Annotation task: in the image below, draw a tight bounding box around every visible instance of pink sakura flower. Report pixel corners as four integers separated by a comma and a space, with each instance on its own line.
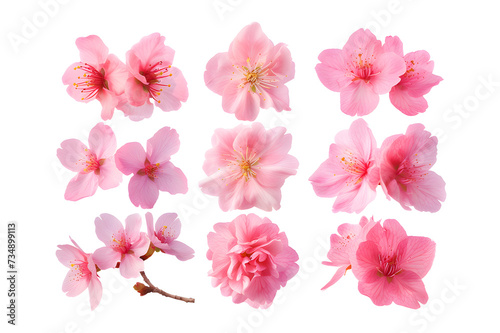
93, 214, 150, 278
62, 35, 128, 120
115, 127, 188, 209
383, 36, 443, 116
199, 122, 298, 211
352, 219, 436, 309
379, 124, 446, 212
204, 22, 295, 121
316, 29, 406, 116
57, 122, 122, 201
309, 119, 380, 213
322, 216, 376, 290
207, 214, 299, 309
145, 212, 194, 261
56, 238, 102, 310
121, 33, 188, 121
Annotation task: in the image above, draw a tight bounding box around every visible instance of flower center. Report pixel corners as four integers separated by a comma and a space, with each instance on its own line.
138, 159, 161, 181
335, 150, 368, 186
110, 232, 131, 254
396, 154, 429, 189
139, 61, 173, 104
376, 253, 403, 283
221, 147, 261, 184
69, 259, 90, 281
156, 225, 174, 243
350, 53, 379, 82
72, 63, 108, 100
81, 149, 104, 174
234, 57, 278, 95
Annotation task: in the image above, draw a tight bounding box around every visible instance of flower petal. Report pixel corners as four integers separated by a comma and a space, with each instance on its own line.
340, 80, 379, 116
146, 127, 180, 165
88, 123, 117, 159
156, 162, 188, 194
128, 174, 159, 209
205, 52, 233, 95
119, 254, 144, 279
97, 156, 122, 190
115, 142, 146, 175
64, 172, 99, 201
76, 35, 109, 66
57, 139, 87, 172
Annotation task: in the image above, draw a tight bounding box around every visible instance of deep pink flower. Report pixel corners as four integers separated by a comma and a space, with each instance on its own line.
57, 122, 122, 201
62, 35, 128, 120
309, 119, 380, 213
316, 29, 405, 116
56, 237, 102, 310
199, 122, 298, 211
121, 33, 188, 121
352, 219, 436, 309
115, 127, 188, 209
145, 212, 194, 261
93, 214, 150, 278
322, 216, 376, 290
379, 124, 446, 212
207, 214, 299, 309
383, 36, 443, 116
204, 22, 295, 121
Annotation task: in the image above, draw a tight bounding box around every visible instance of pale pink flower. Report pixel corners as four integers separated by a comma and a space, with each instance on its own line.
322, 216, 376, 290
352, 219, 436, 309
309, 119, 380, 213
62, 35, 129, 120
115, 127, 188, 209
57, 122, 122, 201
145, 212, 194, 261
93, 214, 150, 279
204, 22, 295, 121
207, 214, 299, 309
383, 36, 443, 116
121, 33, 188, 121
199, 122, 298, 211
379, 124, 446, 212
316, 29, 406, 116
56, 237, 102, 310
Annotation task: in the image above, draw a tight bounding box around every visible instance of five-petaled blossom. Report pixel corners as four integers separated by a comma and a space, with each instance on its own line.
379, 123, 446, 212
199, 122, 298, 211
322, 216, 376, 290
62, 35, 129, 120
93, 214, 150, 279
115, 127, 188, 209
56, 238, 102, 310
316, 28, 406, 116
309, 119, 380, 213
121, 33, 188, 121
383, 36, 443, 116
57, 122, 122, 201
352, 219, 436, 309
204, 22, 295, 121
146, 212, 194, 261
207, 214, 299, 309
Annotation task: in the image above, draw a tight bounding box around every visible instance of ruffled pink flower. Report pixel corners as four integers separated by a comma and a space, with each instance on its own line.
56, 238, 102, 310
115, 127, 188, 209
207, 214, 299, 309
309, 119, 380, 213
57, 122, 122, 201
93, 214, 150, 279
145, 212, 194, 261
316, 29, 405, 116
204, 22, 295, 121
121, 33, 188, 121
199, 122, 298, 211
322, 216, 376, 290
352, 219, 436, 309
62, 35, 128, 120
379, 124, 446, 212
383, 36, 443, 116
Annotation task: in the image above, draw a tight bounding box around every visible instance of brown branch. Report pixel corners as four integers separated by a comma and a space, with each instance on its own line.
135, 271, 195, 303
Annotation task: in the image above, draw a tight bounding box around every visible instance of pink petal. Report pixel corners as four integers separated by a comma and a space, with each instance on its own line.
57, 139, 87, 172
228, 22, 273, 63
244, 276, 280, 305
153, 66, 188, 112
125, 76, 149, 107
407, 171, 446, 213
96, 88, 117, 121
75, 35, 108, 66
347, 118, 377, 162
125, 214, 142, 243
156, 161, 188, 194
88, 123, 117, 159
117, 99, 154, 121
128, 174, 159, 209
62, 62, 94, 103
352, 240, 380, 282
316, 49, 351, 91
119, 254, 144, 279
128, 33, 174, 71
266, 43, 295, 83
56, 244, 85, 268
94, 214, 124, 244
64, 172, 99, 201
145, 212, 155, 239
103, 54, 128, 95
155, 213, 181, 239
88, 275, 102, 311
131, 233, 151, 257
389, 86, 429, 116
321, 265, 349, 290
370, 52, 406, 94
383, 36, 404, 57
332, 180, 376, 214
244, 181, 281, 211
92, 246, 120, 270
222, 83, 260, 121
97, 156, 122, 190
398, 236, 436, 278
340, 80, 379, 116
358, 278, 393, 306
115, 142, 146, 175
205, 52, 233, 95
146, 127, 180, 164
62, 269, 89, 297
390, 270, 428, 309
165, 240, 195, 261
258, 83, 291, 112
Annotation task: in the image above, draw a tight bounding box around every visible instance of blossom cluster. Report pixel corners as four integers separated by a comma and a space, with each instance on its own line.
309, 119, 446, 213
56, 212, 194, 310
322, 217, 436, 309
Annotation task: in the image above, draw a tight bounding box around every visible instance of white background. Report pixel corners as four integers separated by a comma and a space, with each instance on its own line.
1, 0, 499, 332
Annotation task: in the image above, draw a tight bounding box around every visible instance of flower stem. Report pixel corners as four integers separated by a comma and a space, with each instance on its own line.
138, 271, 195, 303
